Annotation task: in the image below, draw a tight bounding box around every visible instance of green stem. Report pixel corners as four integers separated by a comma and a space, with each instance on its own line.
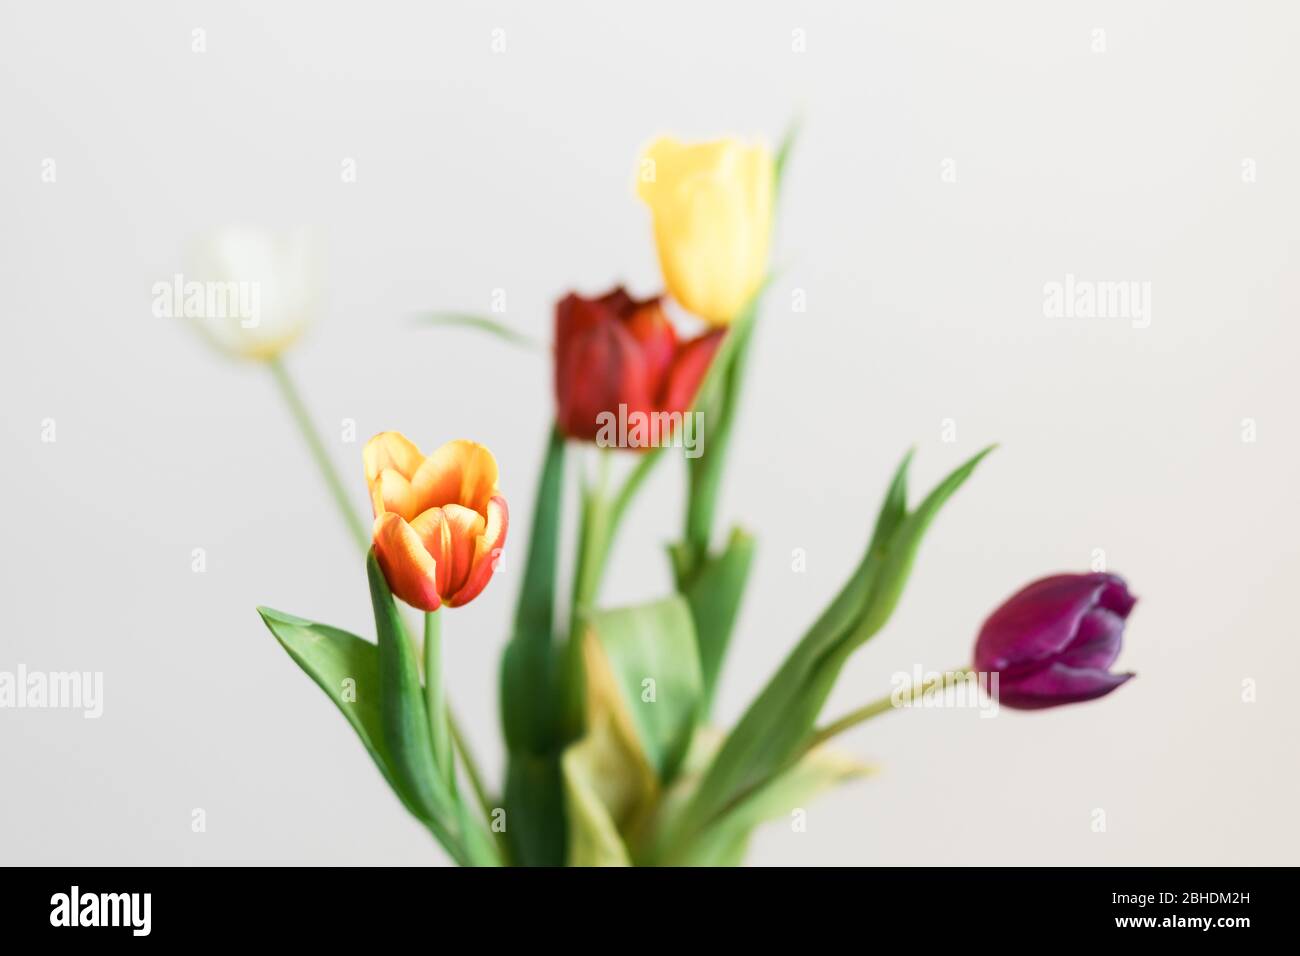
609, 445, 667, 533
560, 451, 614, 736
565, 292, 767, 615
574, 444, 671, 618
424, 614, 505, 867
556, 435, 697, 737
681, 277, 772, 570
267, 356, 369, 552
447, 707, 507, 866
571, 450, 613, 621
423, 610, 454, 791
805, 666, 974, 751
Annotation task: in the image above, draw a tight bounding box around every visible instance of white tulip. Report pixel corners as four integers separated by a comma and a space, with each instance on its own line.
182, 227, 323, 360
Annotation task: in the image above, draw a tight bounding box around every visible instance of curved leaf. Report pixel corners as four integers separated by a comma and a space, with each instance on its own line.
502, 427, 566, 753
257, 607, 422, 818
561, 718, 639, 867
586, 595, 702, 783
366, 553, 470, 863
674, 745, 872, 867
671, 526, 756, 714
660, 447, 994, 855
501, 426, 568, 866
414, 312, 540, 350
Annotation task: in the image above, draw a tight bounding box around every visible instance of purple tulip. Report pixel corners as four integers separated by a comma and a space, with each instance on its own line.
975, 573, 1136, 710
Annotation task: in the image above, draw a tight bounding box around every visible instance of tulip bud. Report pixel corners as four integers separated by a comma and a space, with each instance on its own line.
636, 137, 773, 326
364, 432, 508, 612
974, 573, 1136, 710
554, 287, 722, 444
184, 226, 322, 361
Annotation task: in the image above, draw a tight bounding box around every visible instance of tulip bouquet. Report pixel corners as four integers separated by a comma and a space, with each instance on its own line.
237, 130, 1138, 866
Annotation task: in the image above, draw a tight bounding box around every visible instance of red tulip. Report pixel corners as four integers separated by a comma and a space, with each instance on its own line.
554, 287, 722, 444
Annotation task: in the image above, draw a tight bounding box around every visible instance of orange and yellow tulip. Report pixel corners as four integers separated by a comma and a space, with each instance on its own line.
363, 432, 508, 612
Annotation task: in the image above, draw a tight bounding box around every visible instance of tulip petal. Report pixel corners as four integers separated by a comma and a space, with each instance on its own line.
660, 328, 724, 412
371, 469, 420, 521
410, 439, 500, 516
372, 513, 441, 612
652, 186, 749, 324
1098, 577, 1138, 617
407, 507, 450, 598
636, 137, 690, 204
447, 494, 509, 608
364, 431, 424, 483
557, 288, 640, 343
555, 311, 653, 442
623, 299, 678, 396
1058, 607, 1125, 671
974, 573, 1128, 672
994, 662, 1134, 710
411, 503, 485, 600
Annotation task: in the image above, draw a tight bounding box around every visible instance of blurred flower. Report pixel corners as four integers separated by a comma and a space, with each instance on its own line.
183, 226, 322, 360
636, 137, 773, 325
554, 286, 722, 444
364, 432, 508, 612
974, 573, 1136, 710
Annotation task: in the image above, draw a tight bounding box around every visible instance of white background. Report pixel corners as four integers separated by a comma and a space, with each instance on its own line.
2, 1, 1296, 865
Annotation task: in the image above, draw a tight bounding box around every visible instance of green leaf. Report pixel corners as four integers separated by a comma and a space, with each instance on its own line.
413, 312, 540, 350
503, 749, 567, 868
457, 801, 504, 868
501, 426, 566, 755
867, 447, 912, 557
674, 745, 872, 867
857, 445, 996, 639
256, 606, 424, 821
585, 595, 703, 784
261, 575, 500, 867
646, 728, 870, 866
366, 552, 467, 861
671, 527, 757, 714
560, 720, 639, 867
561, 600, 703, 865
774, 116, 801, 195
499, 426, 569, 867
658, 447, 994, 856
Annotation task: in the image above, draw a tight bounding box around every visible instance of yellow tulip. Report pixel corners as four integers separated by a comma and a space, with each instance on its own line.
636, 137, 773, 326
364, 432, 508, 612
